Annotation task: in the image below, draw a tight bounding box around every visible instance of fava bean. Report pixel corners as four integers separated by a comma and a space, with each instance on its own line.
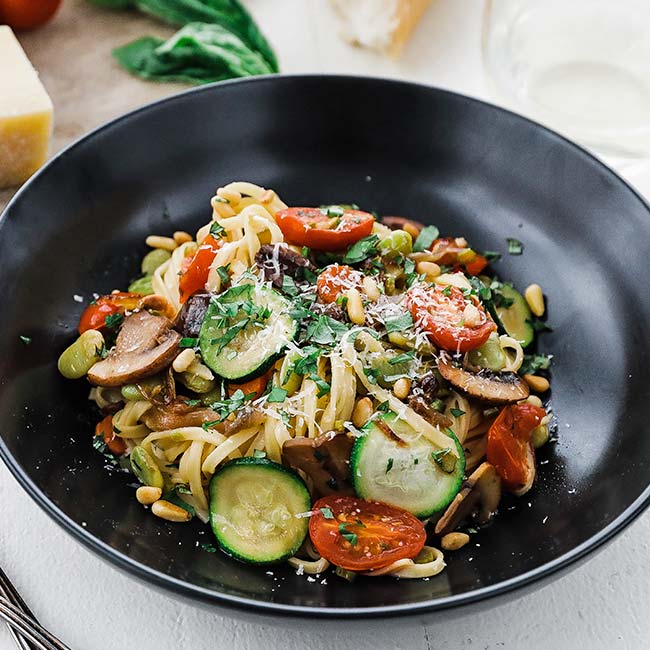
130, 446, 164, 489
57, 330, 104, 379
141, 248, 171, 275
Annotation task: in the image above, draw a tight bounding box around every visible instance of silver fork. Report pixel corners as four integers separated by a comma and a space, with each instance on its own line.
0, 566, 71, 650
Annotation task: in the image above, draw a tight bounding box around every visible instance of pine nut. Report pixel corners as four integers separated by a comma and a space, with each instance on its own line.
173, 230, 193, 245
346, 288, 366, 325
525, 395, 543, 408
454, 237, 468, 248
524, 283, 545, 317
151, 500, 192, 522
393, 377, 411, 400
362, 276, 381, 301
145, 235, 177, 251
172, 348, 196, 373
402, 222, 421, 239
260, 189, 276, 204
441, 532, 470, 551
136, 486, 162, 505
523, 374, 550, 393
416, 261, 441, 280
216, 188, 241, 204
352, 397, 373, 428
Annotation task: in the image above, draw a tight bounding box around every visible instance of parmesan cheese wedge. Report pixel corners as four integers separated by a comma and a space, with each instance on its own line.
330, 0, 432, 57
0, 26, 53, 189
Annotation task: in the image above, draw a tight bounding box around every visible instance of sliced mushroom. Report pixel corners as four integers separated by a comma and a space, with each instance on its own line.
88, 311, 181, 387
434, 462, 502, 536
408, 396, 453, 429
282, 431, 354, 498
437, 353, 529, 404
381, 216, 425, 234
141, 399, 220, 430
174, 292, 211, 338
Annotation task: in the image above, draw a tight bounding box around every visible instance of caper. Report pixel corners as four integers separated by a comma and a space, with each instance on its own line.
141, 248, 171, 275
177, 371, 216, 394
130, 447, 164, 488
467, 333, 506, 371
57, 330, 105, 379
377, 229, 412, 258
128, 275, 154, 295
531, 423, 549, 448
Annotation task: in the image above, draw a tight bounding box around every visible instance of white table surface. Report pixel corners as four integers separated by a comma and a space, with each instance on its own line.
1, 2, 649, 648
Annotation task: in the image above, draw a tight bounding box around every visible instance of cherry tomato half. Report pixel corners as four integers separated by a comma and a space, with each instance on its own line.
430, 238, 489, 276
78, 292, 141, 335
486, 403, 546, 494
406, 283, 495, 353
275, 207, 374, 251
309, 495, 426, 571
178, 234, 223, 303
316, 264, 363, 304
0, 0, 62, 30
95, 415, 126, 456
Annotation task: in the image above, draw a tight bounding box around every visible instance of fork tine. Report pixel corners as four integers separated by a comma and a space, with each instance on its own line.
0, 598, 72, 650
0, 568, 38, 650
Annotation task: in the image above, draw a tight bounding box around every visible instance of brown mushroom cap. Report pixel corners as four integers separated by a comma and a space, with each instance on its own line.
88, 310, 181, 387
434, 462, 502, 536
282, 431, 354, 498
142, 399, 220, 430
437, 353, 529, 404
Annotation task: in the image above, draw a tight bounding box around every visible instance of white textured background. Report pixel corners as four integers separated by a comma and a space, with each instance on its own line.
2, 2, 649, 649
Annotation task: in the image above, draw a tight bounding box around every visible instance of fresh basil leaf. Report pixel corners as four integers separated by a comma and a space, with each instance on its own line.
507, 238, 524, 255
342, 235, 379, 264
384, 312, 413, 333
266, 386, 288, 403
413, 225, 439, 252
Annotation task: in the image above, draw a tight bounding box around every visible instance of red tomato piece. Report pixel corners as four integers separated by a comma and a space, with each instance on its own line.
309, 496, 426, 571
406, 283, 496, 352
178, 234, 223, 303
316, 264, 363, 304
275, 207, 374, 251
0, 0, 62, 30
486, 403, 546, 494
78, 292, 141, 335
95, 415, 126, 456
430, 238, 489, 276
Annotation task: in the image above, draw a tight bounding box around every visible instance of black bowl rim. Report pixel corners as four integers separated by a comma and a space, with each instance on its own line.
1, 74, 650, 619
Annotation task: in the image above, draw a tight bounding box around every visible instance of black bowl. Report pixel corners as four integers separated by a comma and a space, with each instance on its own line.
1, 75, 650, 619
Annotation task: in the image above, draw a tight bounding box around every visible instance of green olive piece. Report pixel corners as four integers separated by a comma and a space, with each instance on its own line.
130, 447, 164, 489
128, 275, 154, 295
141, 248, 172, 275
177, 371, 216, 394
467, 333, 506, 371
57, 330, 105, 379
377, 229, 413, 258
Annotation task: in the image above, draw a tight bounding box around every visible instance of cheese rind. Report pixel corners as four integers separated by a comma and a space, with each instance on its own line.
330, 0, 432, 57
0, 26, 53, 188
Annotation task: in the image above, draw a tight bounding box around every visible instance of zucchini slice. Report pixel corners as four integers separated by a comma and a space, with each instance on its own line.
495, 284, 534, 348
209, 457, 311, 564
199, 283, 297, 381
351, 412, 465, 518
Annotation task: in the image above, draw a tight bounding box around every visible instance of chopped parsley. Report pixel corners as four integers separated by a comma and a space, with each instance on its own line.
206, 388, 256, 420
386, 457, 394, 473
281, 275, 299, 297
266, 386, 288, 403
104, 312, 124, 330
19, 335, 31, 345
309, 374, 331, 397
413, 225, 440, 252
201, 420, 220, 431
179, 337, 198, 348
520, 353, 552, 376
449, 408, 466, 417
338, 523, 358, 546
431, 447, 456, 473
306, 315, 349, 345
483, 250, 502, 262
441, 285, 452, 297
384, 312, 413, 333
319, 507, 334, 519
342, 235, 379, 264
210, 221, 226, 237
377, 400, 391, 413
216, 264, 231, 285
507, 238, 523, 255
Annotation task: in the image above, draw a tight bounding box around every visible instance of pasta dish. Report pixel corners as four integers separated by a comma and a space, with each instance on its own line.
57, 181, 553, 580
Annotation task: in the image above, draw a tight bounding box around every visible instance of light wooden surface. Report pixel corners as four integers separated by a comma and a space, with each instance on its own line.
1, 2, 649, 649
